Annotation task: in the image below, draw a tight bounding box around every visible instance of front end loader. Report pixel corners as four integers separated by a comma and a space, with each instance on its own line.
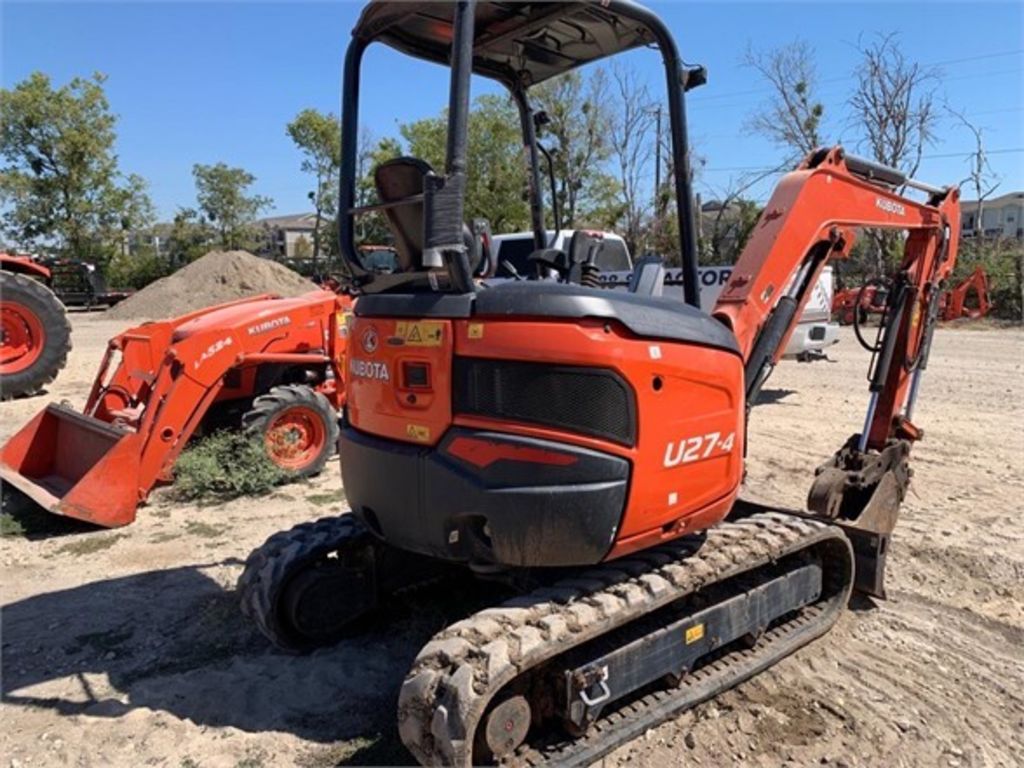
0, 289, 352, 527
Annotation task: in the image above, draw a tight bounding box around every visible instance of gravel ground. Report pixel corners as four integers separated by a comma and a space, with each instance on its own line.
1, 313, 1021, 768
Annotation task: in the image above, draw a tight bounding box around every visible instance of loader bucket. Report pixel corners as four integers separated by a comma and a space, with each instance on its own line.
0, 403, 145, 527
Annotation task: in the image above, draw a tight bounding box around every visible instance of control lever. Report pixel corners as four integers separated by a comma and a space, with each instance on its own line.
501, 260, 524, 281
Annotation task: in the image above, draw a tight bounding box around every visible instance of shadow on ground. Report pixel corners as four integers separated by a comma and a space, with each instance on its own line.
1, 487, 100, 540
753, 388, 797, 406
2, 561, 500, 764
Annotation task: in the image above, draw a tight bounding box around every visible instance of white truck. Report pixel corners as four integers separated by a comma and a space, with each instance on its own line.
489, 230, 839, 360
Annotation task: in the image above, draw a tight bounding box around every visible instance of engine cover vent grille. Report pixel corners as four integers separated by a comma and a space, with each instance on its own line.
453, 357, 636, 446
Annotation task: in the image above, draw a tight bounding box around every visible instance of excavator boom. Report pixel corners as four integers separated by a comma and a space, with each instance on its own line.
715, 146, 959, 450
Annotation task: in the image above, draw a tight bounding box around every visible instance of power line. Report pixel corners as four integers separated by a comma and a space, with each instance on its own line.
925, 147, 1024, 159
972, 107, 1024, 116
699, 147, 1024, 174
688, 48, 1023, 105
693, 66, 1022, 112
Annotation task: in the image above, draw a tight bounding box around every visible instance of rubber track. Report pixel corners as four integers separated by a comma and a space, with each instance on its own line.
397, 511, 853, 767
238, 515, 370, 649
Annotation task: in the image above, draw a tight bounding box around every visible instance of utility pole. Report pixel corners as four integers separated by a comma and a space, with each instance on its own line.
653, 104, 662, 215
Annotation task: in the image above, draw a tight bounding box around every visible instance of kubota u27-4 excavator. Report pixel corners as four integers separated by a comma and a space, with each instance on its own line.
240, 2, 961, 764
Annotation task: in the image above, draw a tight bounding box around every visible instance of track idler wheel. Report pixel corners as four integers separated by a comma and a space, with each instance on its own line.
478, 694, 532, 761
238, 515, 378, 651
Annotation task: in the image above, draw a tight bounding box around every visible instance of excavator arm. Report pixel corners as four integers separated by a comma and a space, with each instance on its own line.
713, 146, 961, 596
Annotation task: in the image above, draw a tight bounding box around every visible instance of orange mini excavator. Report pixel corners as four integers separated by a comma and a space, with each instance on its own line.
239, 3, 961, 765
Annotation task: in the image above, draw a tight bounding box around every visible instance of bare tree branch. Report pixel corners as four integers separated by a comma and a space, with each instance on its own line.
848, 32, 940, 178
743, 39, 825, 160
945, 104, 1001, 236
607, 62, 656, 254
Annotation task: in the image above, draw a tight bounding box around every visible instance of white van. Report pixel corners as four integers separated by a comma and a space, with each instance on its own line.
487, 230, 838, 359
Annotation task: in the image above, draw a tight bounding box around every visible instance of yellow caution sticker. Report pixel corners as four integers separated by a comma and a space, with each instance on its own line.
406, 424, 431, 442
395, 321, 444, 347
685, 623, 705, 645
467, 322, 485, 339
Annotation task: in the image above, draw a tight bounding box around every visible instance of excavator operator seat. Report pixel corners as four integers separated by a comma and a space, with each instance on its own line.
373, 157, 432, 272
373, 156, 482, 277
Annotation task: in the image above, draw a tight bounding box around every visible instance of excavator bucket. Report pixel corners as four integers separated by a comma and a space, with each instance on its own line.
0, 403, 144, 527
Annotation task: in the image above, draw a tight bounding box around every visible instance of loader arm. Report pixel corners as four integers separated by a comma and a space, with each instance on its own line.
92, 290, 347, 499
941, 266, 991, 320
713, 146, 960, 597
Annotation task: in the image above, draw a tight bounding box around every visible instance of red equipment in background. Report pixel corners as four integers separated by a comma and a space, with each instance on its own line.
941, 266, 992, 320
832, 279, 889, 325
0, 290, 352, 527
0, 254, 72, 398
835, 266, 992, 326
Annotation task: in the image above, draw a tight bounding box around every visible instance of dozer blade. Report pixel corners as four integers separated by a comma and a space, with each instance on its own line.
0, 403, 144, 527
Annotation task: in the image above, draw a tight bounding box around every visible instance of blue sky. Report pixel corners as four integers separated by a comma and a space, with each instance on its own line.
3, 1, 1022, 221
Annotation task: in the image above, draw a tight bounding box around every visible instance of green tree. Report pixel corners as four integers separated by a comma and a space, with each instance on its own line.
532, 69, 613, 228
106, 241, 168, 290
353, 134, 402, 246
399, 94, 530, 233
702, 199, 761, 266
192, 162, 272, 250
0, 71, 152, 263
286, 109, 340, 270
108, 173, 156, 256
166, 207, 214, 266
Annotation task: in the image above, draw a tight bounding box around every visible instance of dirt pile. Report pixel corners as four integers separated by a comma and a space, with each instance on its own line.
107, 250, 317, 320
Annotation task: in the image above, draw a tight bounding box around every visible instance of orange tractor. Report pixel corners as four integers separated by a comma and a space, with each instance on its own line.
0, 289, 352, 527
832, 278, 889, 326
237, 2, 963, 765
0, 254, 72, 399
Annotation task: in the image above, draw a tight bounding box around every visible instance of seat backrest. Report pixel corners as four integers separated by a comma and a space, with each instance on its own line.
628, 254, 666, 297
374, 157, 433, 271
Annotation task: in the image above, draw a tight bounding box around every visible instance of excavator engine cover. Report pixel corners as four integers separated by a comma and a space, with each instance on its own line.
341, 282, 745, 568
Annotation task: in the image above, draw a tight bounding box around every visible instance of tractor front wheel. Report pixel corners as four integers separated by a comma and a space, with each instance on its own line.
243, 384, 339, 476
0, 272, 71, 399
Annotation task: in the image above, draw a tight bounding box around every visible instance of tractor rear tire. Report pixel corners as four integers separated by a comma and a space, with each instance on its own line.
242, 384, 339, 476
0, 272, 71, 399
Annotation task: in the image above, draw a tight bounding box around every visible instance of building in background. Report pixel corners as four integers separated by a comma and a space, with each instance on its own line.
961, 192, 1023, 239
256, 213, 319, 258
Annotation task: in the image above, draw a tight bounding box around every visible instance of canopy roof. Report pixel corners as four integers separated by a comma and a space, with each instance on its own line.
353, 1, 657, 87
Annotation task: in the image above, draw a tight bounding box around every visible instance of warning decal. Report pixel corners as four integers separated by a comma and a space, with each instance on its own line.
394, 321, 444, 347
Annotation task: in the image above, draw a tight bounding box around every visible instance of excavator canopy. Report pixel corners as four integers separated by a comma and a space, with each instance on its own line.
340, 1, 706, 307
352, 1, 657, 87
